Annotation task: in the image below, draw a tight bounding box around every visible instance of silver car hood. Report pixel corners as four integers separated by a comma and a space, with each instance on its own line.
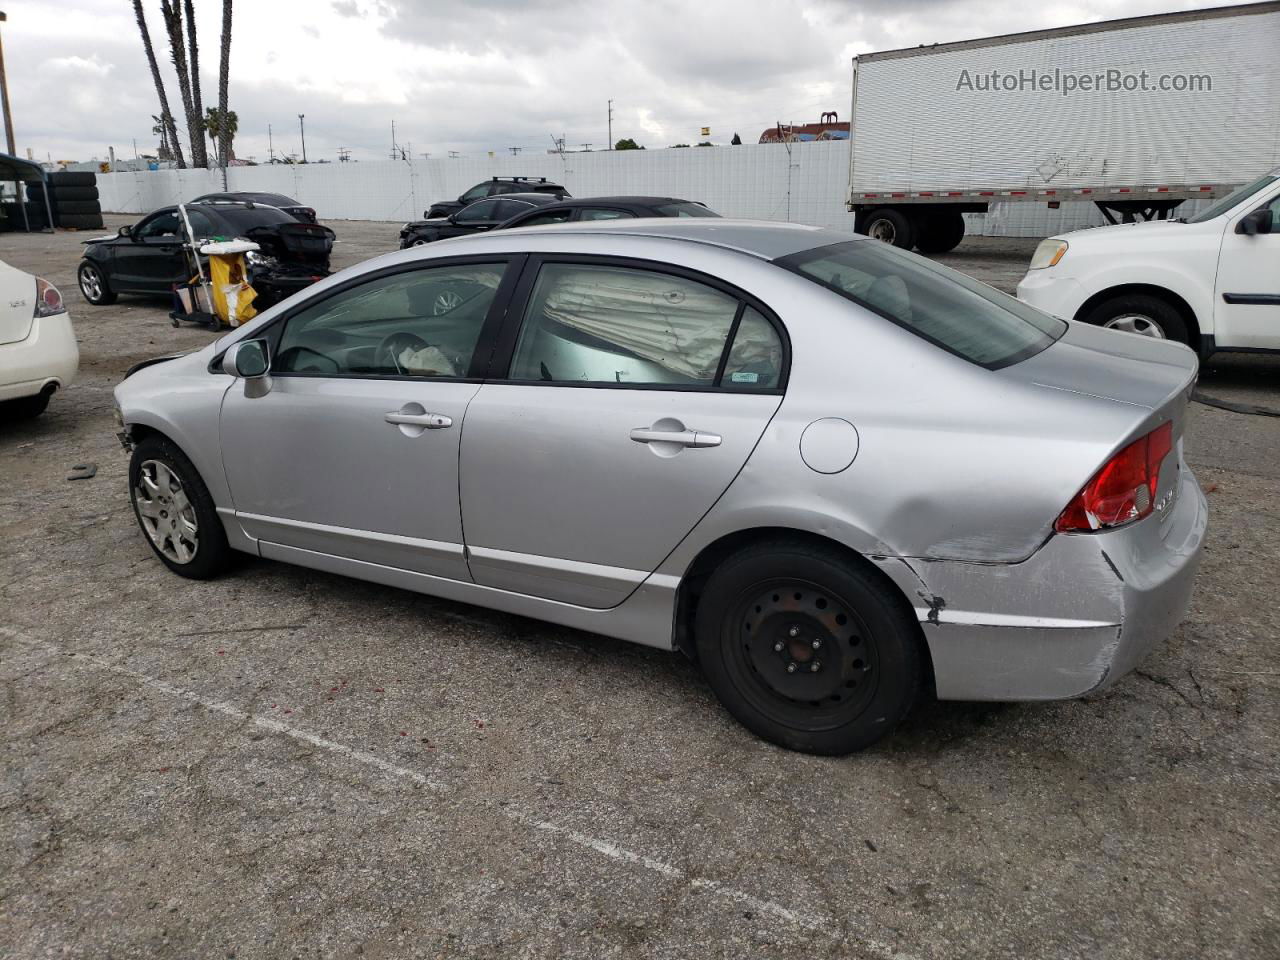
1003, 320, 1198, 413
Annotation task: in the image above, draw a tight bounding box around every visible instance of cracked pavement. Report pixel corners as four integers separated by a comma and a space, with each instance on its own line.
1, 217, 1277, 959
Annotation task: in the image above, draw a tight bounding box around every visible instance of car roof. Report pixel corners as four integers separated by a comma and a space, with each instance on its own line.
464, 217, 861, 260
491, 193, 559, 204
544, 196, 698, 208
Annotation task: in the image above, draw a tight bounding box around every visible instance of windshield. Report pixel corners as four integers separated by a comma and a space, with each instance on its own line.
777, 240, 1066, 369
655, 201, 719, 218
1187, 174, 1279, 223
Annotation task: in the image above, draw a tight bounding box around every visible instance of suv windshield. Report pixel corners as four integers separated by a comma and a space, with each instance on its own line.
777, 240, 1066, 369
1186, 173, 1279, 223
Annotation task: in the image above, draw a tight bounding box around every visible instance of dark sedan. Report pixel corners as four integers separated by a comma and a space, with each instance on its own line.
501, 196, 720, 228
191, 191, 317, 223
76, 202, 334, 308
399, 193, 559, 248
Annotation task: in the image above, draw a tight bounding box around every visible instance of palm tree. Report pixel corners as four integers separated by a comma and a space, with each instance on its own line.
205, 108, 238, 167
184, 0, 207, 163
133, 0, 185, 167
159, 0, 208, 167
217, 0, 233, 170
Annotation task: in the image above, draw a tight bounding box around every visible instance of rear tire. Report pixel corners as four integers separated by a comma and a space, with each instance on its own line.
857, 207, 915, 249
914, 212, 965, 254
1082, 293, 1191, 346
695, 540, 922, 755
129, 435, 233, 579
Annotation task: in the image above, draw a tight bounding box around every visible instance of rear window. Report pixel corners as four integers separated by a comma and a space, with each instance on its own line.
776, 240, 1065, 368
215, 206, 297, 233
654, 202, 718, 218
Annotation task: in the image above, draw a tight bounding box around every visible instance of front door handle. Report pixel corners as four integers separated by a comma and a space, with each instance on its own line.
629, 427, 721, 448
385, 411, 452, 429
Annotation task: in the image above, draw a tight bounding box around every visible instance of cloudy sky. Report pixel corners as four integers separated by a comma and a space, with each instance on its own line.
5, 0, 1244, 164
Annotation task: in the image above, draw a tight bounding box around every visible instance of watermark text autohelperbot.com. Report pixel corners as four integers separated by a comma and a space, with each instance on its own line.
956, 68, 1212, 96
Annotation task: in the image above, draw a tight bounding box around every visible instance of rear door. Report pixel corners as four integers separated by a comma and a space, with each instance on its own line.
458, 256, 788, 607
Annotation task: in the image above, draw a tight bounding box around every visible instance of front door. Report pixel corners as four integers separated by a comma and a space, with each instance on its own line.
459, 258, 788, 608
114, 208, 188, 291
1214, 187, 1280, 349
219, 258, 516, 579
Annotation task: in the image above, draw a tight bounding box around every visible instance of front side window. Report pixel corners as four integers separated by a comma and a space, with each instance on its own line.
455, 198, 502, 223
654, 202, 718, 218
459, 183, 490, 202
509, 262, 766, 387
778, 240, 1065, 368
578, 208, 636, 221
274, 262, 506, 377
513, 210, 572, 227
138, 212, 180, 238
492, 199, 535, 220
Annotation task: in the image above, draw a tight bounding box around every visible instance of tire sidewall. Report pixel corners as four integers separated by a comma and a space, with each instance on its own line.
78, 262, 109, 305
1086, 295, 1190, 346
695, 546, 921, 754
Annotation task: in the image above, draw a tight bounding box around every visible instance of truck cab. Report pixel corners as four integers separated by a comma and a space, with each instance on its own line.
1016, 170, 1280, 356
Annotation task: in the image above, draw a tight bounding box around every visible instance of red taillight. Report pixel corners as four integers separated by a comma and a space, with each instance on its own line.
34, 277, 66, 318
1055, 422, 1174, 533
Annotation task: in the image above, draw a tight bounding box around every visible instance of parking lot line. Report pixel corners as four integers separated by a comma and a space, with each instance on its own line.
3, 627, 924, 952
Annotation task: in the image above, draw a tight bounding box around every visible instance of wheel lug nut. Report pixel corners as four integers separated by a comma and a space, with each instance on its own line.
788, 626, 799, 638
786, 662, 797, 673
773, 641, 784, 652
810, 661, 821, 672
811, 639, 822, 649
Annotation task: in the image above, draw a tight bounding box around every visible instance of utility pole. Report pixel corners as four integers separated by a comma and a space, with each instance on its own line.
607, 99, 613, 150
0, 13, 16, 155
298, 114, 307, 163
509, 146, 521, 156
268, 123, 274, 163
581, 143, 591, 152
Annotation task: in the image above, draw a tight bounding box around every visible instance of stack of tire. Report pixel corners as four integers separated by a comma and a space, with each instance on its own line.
26, 171, 104, 231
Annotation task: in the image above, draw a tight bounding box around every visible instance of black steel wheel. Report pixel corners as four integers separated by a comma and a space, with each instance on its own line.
696, 540, 922, 754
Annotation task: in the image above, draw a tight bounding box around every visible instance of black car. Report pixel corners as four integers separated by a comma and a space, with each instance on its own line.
399, 193, 560, 248
424, 176, 567, 219
500, 196, 719, 228
191, 191, 317, 223
77, 202, 334, 308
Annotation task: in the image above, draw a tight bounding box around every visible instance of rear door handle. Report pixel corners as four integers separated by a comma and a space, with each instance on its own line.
385, 411, 452, 428
629, 427, 721, 448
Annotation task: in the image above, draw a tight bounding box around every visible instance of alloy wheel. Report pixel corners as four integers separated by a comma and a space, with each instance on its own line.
432, 289, 463, 315
79, 265, 102, 301
134, 460, 199, 564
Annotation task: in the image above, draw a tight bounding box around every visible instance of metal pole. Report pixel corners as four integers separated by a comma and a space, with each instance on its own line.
268, 123, 274, 162
0, 13, 16, 155
607, 99, 612, 150
298, 114, 306, 163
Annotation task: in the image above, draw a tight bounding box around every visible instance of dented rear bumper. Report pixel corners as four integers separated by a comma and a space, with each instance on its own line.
906, 463, 1207, 701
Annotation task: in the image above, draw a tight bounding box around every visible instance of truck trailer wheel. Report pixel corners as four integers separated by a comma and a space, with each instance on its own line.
914, 212, 965, 254
858, 208, 915, 249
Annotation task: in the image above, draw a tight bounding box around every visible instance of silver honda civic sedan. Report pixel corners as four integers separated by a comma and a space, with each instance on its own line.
113, 219, 1207, 754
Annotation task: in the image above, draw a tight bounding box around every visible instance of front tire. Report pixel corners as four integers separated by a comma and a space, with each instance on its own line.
129, 435, 232, 579
78, 261, 116, 305
1081, 293, 1190, 346
695, 541, 922, 755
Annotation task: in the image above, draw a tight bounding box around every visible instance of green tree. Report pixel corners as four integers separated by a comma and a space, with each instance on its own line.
205, 107, 239, 167
669, 143, 690, 148
133, 1, 185, 167
696, 141, 714, 147
614, 137, 644, 150
731, 132, 742, 145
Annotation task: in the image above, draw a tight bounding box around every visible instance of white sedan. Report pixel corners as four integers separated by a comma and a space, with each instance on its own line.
1017, 169, 1280, 354
0, 259, 77, 419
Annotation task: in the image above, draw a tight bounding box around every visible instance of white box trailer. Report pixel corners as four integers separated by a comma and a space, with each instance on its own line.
846, 1, 1280, 251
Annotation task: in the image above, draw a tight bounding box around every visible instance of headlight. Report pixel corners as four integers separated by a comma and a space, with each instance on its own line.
246, 251, 266, 265
1029, 239, 1068, 270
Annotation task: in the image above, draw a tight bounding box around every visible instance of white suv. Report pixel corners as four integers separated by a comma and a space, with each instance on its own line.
0, 259, 77, 419
1017, 170, 1280, 356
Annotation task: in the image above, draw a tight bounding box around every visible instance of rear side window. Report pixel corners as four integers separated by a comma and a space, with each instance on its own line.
654, 202, 718, 218
578, 208, 635, 221
512, 210, 572, 227
508, 263, 782, 390
777, 240, 1065, 368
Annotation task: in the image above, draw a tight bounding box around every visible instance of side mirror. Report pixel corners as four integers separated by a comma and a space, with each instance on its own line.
221, 339, 270, 379
1236, 208, 1274, 236
119, 225, 134, 240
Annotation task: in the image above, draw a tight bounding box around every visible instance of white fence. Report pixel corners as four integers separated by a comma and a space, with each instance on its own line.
95, 140, 1122, 237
